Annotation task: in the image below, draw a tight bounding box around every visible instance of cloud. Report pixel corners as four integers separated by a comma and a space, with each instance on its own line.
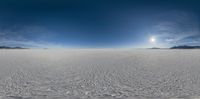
151, 10, 200, 46
0, 40, 65, 48
0, 25, 64, 48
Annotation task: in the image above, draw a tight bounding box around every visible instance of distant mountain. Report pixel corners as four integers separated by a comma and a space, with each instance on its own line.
0, 46, 28, 49
148, 47, 161, 49
170, 45, 200, 49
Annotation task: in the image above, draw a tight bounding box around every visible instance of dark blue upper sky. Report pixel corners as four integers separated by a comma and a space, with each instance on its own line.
0, 0, 199, 48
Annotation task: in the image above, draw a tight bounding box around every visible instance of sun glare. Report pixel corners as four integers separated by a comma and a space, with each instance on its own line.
150, 37, 156, 43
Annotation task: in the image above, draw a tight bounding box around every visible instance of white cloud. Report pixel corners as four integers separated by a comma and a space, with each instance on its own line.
151, 10, 200, 46
0, 25, 64, 48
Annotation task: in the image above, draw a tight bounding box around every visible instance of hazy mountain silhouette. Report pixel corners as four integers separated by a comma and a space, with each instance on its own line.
148, 47, 161, 49
0, 46, 28, 49
170, 45, 200, 49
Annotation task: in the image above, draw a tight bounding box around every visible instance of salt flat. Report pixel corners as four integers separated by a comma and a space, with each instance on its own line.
0, 49, 200, 99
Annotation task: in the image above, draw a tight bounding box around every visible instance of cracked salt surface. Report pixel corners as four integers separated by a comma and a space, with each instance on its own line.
0, 49, 200, 99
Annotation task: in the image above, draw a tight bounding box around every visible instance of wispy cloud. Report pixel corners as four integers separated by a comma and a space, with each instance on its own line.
151, 10, 200, 46
0, 40, 65, 48
0, 25, 64, 48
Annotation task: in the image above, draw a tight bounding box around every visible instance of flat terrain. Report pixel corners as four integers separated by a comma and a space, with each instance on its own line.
0, 49, 200, 99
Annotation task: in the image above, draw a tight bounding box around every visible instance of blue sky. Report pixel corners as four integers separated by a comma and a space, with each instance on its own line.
0, 0, 199, 48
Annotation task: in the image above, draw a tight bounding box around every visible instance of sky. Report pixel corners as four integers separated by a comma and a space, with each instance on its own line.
0, 0, 199, 48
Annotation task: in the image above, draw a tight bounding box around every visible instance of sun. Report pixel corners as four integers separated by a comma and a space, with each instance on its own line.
150, 37, 156, 43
